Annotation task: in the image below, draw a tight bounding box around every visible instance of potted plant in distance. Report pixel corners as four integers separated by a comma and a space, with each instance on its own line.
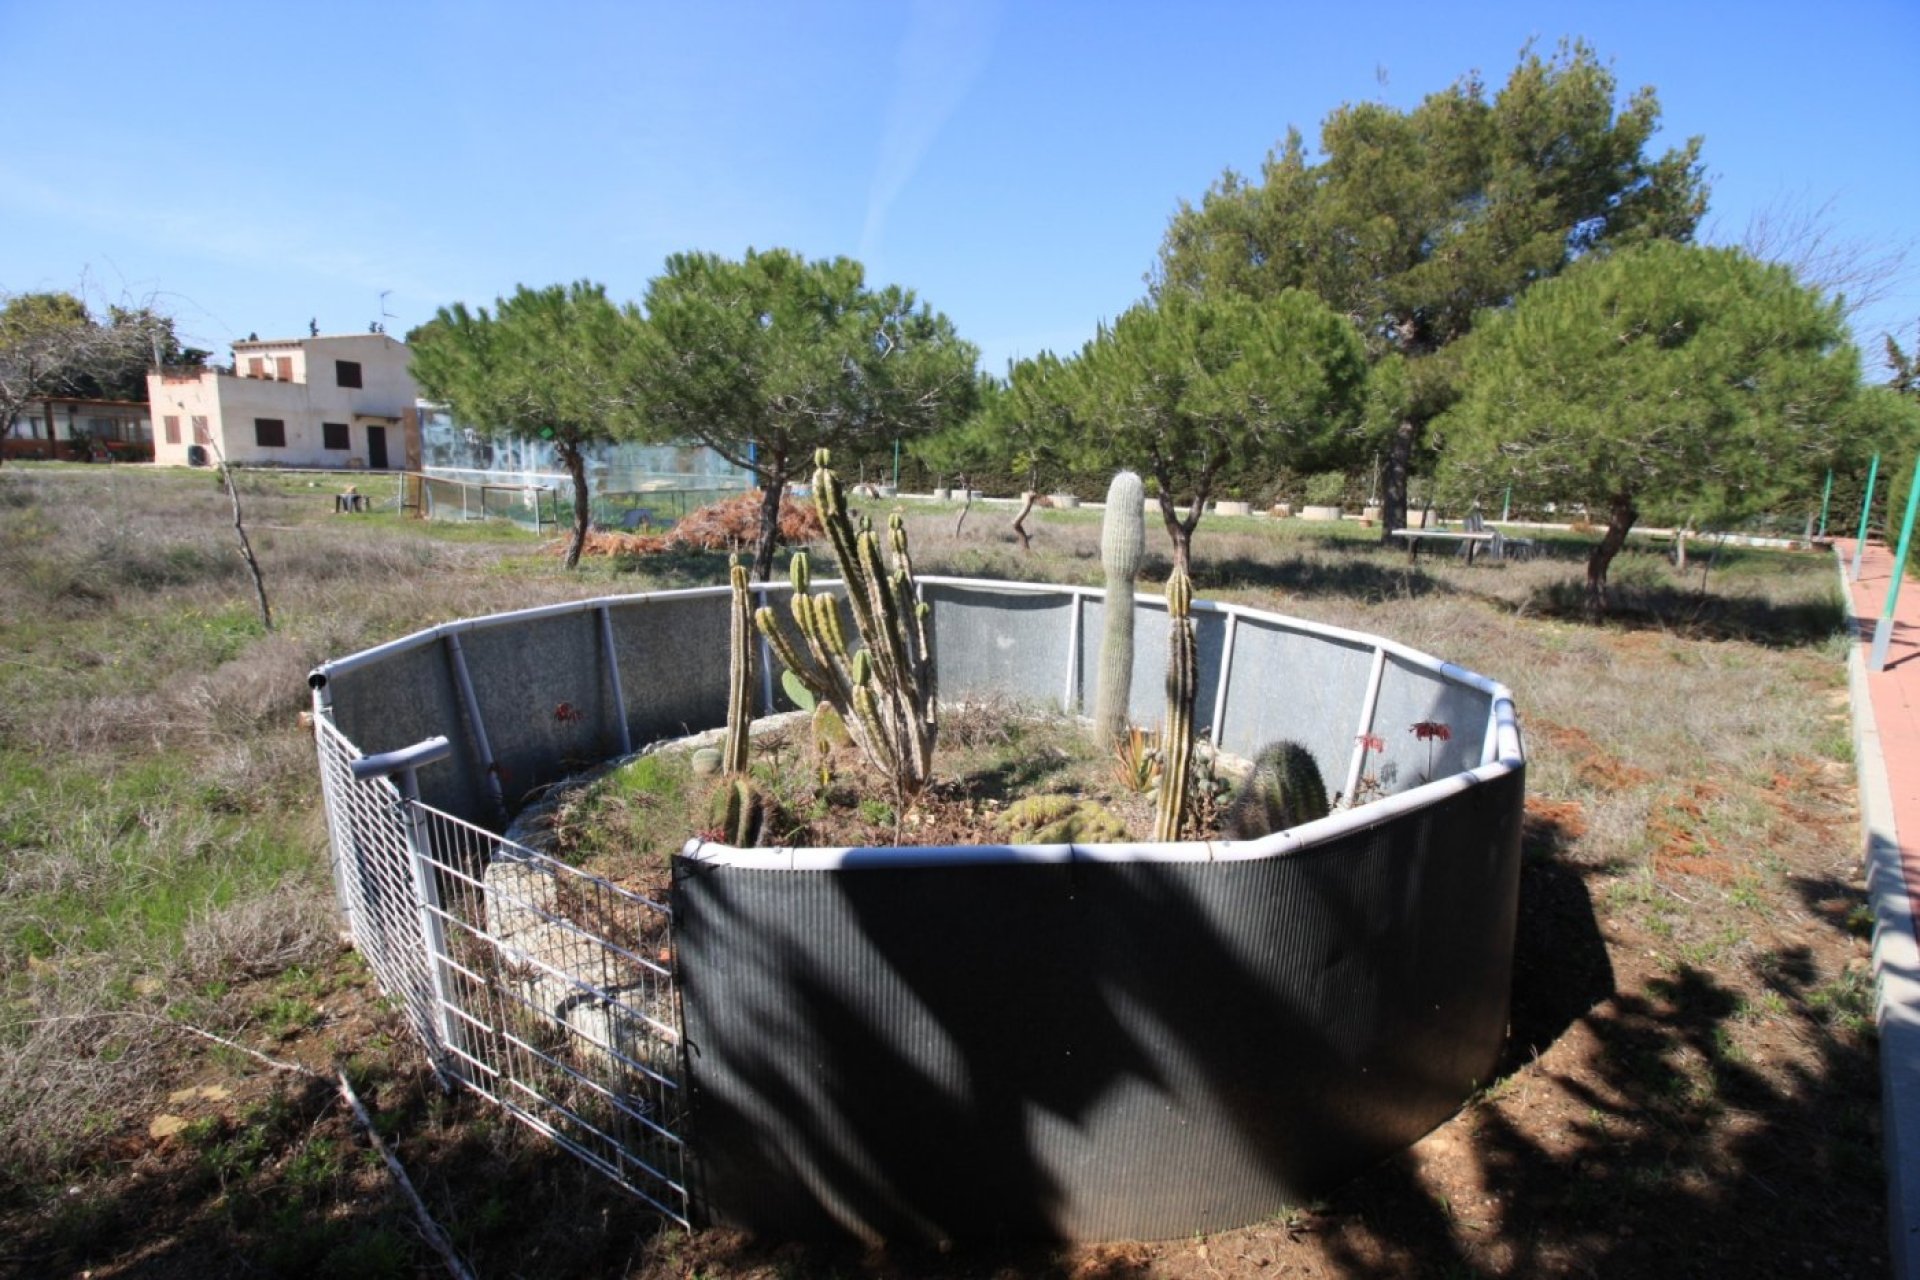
1301, 471, 1346, 521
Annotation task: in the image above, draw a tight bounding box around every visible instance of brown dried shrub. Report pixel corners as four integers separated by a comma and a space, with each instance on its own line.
558, 491, 825, 558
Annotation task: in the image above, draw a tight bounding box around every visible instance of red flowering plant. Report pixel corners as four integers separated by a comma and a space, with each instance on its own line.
1410, 720, 1452, 781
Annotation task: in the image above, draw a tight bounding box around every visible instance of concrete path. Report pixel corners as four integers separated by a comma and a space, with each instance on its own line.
1837, 538, 1920, 1278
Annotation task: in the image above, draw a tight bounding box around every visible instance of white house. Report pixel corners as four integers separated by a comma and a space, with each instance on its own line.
146, 333, 420, 470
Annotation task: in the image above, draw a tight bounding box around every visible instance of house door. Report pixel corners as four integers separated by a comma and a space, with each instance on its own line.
367, 426, 389, 469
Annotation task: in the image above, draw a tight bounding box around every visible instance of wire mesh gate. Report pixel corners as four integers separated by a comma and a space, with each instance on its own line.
313, 717, 690, 1226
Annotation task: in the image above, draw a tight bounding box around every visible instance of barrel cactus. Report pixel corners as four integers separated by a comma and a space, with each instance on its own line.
1224, 741, 1330, 839
1093, 471, 1145, 751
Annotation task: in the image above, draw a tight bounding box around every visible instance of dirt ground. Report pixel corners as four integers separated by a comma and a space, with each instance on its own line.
7, 646, 1878, 1280
0, 478, 1882, 1279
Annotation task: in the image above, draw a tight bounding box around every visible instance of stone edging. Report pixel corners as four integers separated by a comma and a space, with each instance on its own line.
1839, 550, 1920, 1277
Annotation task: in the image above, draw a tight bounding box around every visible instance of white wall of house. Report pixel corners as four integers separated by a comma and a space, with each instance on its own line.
147, 334, 418, 469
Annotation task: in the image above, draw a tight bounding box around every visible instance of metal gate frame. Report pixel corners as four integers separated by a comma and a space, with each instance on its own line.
314, 716, 690, 1226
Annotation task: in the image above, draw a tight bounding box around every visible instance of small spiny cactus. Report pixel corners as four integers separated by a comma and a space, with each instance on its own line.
709, 775, 774, 847
1224, 741, 1330, 839
1093, 471, 1145, 751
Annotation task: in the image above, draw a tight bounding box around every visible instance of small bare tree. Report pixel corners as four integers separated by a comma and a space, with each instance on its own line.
1739, 190, 1914, 320
203, 437, 274, 633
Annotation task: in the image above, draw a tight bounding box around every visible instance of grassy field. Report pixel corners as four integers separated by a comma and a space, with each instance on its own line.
0, 465, 1880, 1277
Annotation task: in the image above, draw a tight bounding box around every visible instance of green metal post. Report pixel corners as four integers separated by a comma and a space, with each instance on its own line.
1501, 484, 1511, 523
1852, 454, 1881, 581
1871, 454, 1920, 671
1818, 469, 1833, 538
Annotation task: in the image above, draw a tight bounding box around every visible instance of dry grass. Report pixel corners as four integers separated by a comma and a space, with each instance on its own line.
0, 469, 1877, 1278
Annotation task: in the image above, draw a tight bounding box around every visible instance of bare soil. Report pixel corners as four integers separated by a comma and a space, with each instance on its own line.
0, 475, 1880, 1278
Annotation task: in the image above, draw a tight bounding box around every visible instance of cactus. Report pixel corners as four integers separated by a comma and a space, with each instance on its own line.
1152, 567, 1196, 843
810, 702, 848, 787
722, 556, 753, 775
709, 775, 774, 847
1093, 471, 1146, 751
999, 794, 1129, 845
1224, 741, 1330, 839
754, 449, 938, 800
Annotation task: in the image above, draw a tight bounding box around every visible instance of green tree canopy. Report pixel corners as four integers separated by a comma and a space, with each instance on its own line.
0, 293, 187, 456
627, 248, 979, 580
1050, 287, 1367, 573
1155, 40, 1707, 537
409, 282, 633, 569
1434, 242, 1860, 607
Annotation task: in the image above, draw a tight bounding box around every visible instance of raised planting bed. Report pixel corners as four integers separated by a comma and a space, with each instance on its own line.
308, 577, 1524, 1244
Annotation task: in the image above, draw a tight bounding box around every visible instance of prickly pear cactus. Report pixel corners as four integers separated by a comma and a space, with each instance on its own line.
1224, 741, 1330, 839
1093, 471, 1145, 750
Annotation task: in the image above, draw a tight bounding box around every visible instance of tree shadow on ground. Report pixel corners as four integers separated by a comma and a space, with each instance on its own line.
1515, 576, 1847, 649
1196, 552, 1452, 604
1308, 857, 1882, 1277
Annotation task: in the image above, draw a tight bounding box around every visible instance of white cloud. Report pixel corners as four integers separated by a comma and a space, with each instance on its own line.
859, 0, 1000, 264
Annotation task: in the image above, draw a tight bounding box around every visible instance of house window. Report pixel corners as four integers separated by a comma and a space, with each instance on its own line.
322, 422, 350, 450
335, 360, 362, 388
163, 415, 181, 445
254, 418, 286, 448
275, 356, 293, 382
192, 416, 209, 444
247, 357, 264, 378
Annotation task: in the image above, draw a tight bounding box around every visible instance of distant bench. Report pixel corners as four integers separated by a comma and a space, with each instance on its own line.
1391, 525, 1535, 564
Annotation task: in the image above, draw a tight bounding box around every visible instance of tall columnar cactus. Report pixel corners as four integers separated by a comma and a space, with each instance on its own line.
1093, 470, 1145, 750
722, 556, 753, 775
1152, 567, 1196, 843
754, 449, 937, 799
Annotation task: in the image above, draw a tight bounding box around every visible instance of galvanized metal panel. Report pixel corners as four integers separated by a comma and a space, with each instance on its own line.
323, 641, 481, 819
456, 611, 616, 814
674, 765, 1523, 1243
606, 595, 733, 745
923, 583, 1078, 709
1217, 619, 1376, 784
1368, 654, 1494, 793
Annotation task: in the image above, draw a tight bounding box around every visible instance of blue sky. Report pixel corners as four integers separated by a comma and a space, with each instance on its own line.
3, 1, 1914, 379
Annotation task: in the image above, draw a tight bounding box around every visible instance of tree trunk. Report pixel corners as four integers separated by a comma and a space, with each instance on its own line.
1585, 493, 1639, 614
1155, 492, 1194, 577
218, 461, 273, 632
560, 440, 591, 570
1379, 418, 1417, 545
750, 454, 788, 583
1011, 491, 1038, 554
